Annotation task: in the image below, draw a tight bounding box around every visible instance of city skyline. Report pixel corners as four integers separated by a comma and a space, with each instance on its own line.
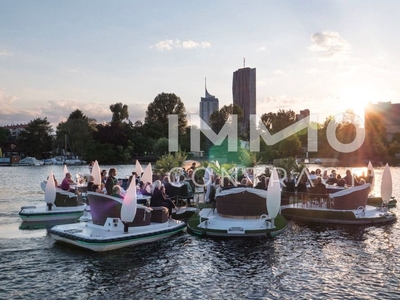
1, 1, 400, 128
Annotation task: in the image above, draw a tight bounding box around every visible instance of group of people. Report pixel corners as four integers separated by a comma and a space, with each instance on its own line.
319, 168, 372, 187
288, 167, 373, 198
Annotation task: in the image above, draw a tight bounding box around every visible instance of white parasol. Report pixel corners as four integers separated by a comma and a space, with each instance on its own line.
266, 168, 281, 226
91, 160, 101, 186
381, 163, 392, 204
45, 170, 56, 208
121, 176, 138, 223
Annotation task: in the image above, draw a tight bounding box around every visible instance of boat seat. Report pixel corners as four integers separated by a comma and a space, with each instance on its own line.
150, 206, 169, 223
216, 188, 268, 217
54, 190, 79, 207
329, 184, 370, 210
87, 192, 151, 226
177, 184, 194, 206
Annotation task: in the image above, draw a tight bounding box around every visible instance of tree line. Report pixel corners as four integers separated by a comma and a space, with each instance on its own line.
1, 92, 399, 166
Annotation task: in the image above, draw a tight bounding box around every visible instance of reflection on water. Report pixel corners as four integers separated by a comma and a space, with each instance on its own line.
0, 165, 399, 298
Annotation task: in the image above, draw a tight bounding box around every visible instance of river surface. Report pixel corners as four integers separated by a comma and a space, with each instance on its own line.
0, 164, 399, 299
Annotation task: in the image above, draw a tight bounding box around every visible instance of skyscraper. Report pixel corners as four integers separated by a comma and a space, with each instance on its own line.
199, 80, 219, 129
232, 67, 256, 135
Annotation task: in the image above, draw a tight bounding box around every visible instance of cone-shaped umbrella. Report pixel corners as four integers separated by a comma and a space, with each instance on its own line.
91, 160, 101, 186
141, 163, 153, 184
121, 176, 138, 223
45, 170, 56, 205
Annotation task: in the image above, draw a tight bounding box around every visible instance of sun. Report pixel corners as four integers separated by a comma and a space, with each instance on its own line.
337, 86, 379, 126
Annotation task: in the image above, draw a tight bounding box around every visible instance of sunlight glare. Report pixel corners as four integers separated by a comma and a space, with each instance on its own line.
338, 86, 379, 124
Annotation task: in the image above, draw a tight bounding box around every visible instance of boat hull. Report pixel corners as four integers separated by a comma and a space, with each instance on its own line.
19, 205, 88, 222
49, 218, 186, 252
367, 196, 397, 208
281, 204, 396, 225
171, 207, 197, 222
187, 208, 287, 238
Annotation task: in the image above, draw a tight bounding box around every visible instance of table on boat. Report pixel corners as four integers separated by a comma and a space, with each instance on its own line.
69, 184, 88, 192
326, 185, 345, 194
136, 194, 151, 206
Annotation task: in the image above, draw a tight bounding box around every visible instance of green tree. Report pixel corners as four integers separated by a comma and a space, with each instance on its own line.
56, 109, 96, 159
154, 150, 187, 177
258, 109, 300, 159
18, 118, 53, 158
209, 104, 243, 134
260, 109, 297, 134
153, 137, 169, 156
145, 93, 188, 140
110, 102, 129, 124
278, 135, 302, 158
0, 127, 11, 145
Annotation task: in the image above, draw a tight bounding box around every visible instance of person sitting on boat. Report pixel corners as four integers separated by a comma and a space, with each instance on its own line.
128, 172, 138, 187
343, 170, 354, 186
326, 171, 338, 185
309, 170, 318, 184
238, 177, 252, 188
296, 174, 308, 203
60, 172, 75, 192
336, 174, 346, 187
365, 170, 374, 184
150, 180, 178, 217
222, 177, 234, 190
87, 175, 94, 192
111, 185, 124, 199
178, 174, 194, 206
101, 169, 108, 184
89, 161, 94, 173
105, 168, 118, 195
47, 174, 59, 187
255, 175, 268, 190
137, 181, 152, 196
163, 176, 178, 200
91, 184, 102, 193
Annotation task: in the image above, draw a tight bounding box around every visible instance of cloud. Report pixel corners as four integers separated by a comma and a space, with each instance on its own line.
0, 91, 35, 125
257, 46, 266, 51
0, 90, 17, 105
0, 50, 13, 56
305, 68, 319, 75
150, 39, 211, 51
309, 31, 351, 61
0, 95, 150, 129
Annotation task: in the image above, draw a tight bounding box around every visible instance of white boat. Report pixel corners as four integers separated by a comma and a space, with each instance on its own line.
49, 192, 186, 252
281, 183, 396, 225
187, 187, 287, 238
19, 188, 89, 224
17, 157, 43, 166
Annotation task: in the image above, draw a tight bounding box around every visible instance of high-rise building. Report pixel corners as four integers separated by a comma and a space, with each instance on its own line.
365, 101, 400, 141
232, 67, 256, 134
199, 80, 219, 129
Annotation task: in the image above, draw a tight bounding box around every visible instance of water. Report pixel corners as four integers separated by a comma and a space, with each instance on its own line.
1, 165, 400, 299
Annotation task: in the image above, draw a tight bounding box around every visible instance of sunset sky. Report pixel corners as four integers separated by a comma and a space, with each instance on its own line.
1, 1, 400, 128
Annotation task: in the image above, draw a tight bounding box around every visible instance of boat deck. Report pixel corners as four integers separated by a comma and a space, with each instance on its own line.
52, 218, 183, 238
197, 208, 272, 231
281, 202, 387, 219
